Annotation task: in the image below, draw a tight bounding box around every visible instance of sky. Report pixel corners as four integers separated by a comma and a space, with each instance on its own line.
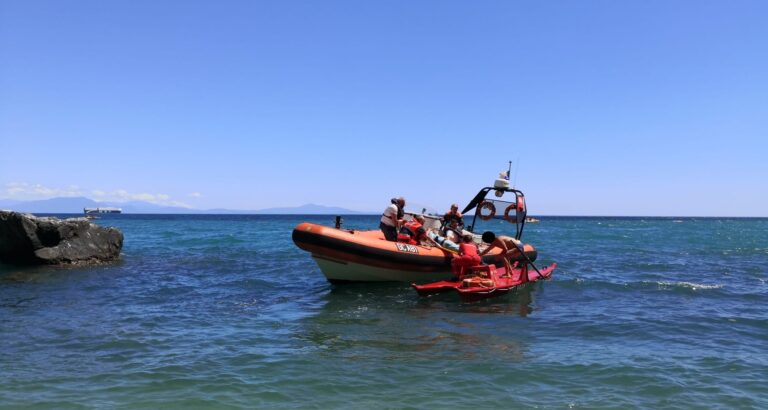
1, 0, 766, 216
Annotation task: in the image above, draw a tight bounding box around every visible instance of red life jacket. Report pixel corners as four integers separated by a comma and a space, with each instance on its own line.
398, 220, 423, 244
403, 220, 423, 236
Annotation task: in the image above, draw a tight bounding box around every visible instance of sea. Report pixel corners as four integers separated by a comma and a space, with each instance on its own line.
1, 214, 766, 409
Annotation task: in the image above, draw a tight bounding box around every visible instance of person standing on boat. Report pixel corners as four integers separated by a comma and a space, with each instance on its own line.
479, 231, 524, 278
451, 234, 481, 278
380, 197, 405, 241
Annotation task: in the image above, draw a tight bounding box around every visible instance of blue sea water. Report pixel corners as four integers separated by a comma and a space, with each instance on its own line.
1, 214, 767, 409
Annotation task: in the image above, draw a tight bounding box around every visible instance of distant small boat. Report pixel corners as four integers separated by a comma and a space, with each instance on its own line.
84, 207, 122, 214
525, 217, 540, 223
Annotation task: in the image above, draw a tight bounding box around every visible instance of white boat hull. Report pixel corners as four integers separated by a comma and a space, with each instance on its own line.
313, 255, 453, 283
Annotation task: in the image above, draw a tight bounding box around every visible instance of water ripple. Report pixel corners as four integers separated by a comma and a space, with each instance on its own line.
2, 215, 767, 408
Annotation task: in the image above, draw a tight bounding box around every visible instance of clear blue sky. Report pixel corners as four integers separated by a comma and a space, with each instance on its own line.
1, 1, 766, 216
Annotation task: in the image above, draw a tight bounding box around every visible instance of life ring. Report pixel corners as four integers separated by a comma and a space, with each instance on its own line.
477, 201, 496, 220
503, 204, 517, 222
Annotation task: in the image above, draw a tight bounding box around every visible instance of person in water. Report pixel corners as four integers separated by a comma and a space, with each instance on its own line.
451, 233, 481, 278
479, 231, 524, 278
398, 215, 437, 246
380, 197, 405, 241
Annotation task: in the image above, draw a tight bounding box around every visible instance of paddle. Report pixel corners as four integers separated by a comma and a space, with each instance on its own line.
436, 244, 458, 255
516, 244, 545, 280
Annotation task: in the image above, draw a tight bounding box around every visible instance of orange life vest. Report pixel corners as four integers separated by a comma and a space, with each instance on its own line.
398, 220, 424, 244
459, 242, 478, 257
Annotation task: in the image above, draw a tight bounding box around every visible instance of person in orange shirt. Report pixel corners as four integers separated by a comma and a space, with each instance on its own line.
451, 234, 481, 278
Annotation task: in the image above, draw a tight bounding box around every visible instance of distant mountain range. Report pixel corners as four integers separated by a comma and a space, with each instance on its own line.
0, 197, 368, 214
247, 203, 365, 214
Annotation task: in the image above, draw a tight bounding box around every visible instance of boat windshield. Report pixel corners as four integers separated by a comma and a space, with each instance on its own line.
464, 188, 527, 240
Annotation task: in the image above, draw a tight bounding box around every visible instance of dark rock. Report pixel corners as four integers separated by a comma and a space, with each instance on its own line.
0, 211, 123, 265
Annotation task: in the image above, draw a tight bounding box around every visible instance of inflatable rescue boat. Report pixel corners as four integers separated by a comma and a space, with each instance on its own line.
292, 176, 545, 283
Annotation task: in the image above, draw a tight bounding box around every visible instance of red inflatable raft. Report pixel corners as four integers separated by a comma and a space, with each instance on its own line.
412, 262, 557, 302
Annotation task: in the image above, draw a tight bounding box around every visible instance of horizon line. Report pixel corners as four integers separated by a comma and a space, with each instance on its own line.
6, 211, 767, 219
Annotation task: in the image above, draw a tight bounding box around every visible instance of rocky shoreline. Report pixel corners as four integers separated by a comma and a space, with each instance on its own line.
0, 211, 123, 266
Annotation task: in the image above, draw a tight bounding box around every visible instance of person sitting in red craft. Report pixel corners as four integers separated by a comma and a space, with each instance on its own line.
451, 233, 482, 278
397, 215, 436, 246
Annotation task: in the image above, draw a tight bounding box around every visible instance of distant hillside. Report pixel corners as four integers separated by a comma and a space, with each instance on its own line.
107, 201, 199, 214
0, 197, 367, 214
0, 197, 101, 213
254, 203, 365, 214
0, 197, 196, 214
0, 198, 21, 208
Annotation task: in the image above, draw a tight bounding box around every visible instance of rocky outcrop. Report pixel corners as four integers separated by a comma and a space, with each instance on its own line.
0, 211, 123, 265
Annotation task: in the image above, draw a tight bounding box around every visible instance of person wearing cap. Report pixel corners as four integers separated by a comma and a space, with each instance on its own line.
380, 197, 405, 241
450, 233, 481, 278
479, 231, 524, 278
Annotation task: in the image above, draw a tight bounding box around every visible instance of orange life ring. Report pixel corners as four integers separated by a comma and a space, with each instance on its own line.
477, 201, 496, 220
503, 204, 517, 222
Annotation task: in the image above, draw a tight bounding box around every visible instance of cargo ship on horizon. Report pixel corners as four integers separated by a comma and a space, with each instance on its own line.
84, 207, 122, 214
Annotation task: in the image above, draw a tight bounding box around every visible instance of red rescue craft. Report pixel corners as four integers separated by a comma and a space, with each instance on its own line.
412, 262, 557, 302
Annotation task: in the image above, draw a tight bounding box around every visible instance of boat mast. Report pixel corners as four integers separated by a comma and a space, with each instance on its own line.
512, 158, 520, 188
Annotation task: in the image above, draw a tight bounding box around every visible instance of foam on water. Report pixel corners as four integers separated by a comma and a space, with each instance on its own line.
656, 281, 725, 290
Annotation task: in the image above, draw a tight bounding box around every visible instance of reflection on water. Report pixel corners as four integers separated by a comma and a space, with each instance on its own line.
296, 281, 544, 363
0, 260, 125, 283
1, 263, 65, 283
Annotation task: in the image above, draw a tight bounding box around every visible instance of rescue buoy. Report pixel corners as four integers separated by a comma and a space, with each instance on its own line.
477, 201, 496, 220
517, 196, 526, 213
503, 204, 517, 222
